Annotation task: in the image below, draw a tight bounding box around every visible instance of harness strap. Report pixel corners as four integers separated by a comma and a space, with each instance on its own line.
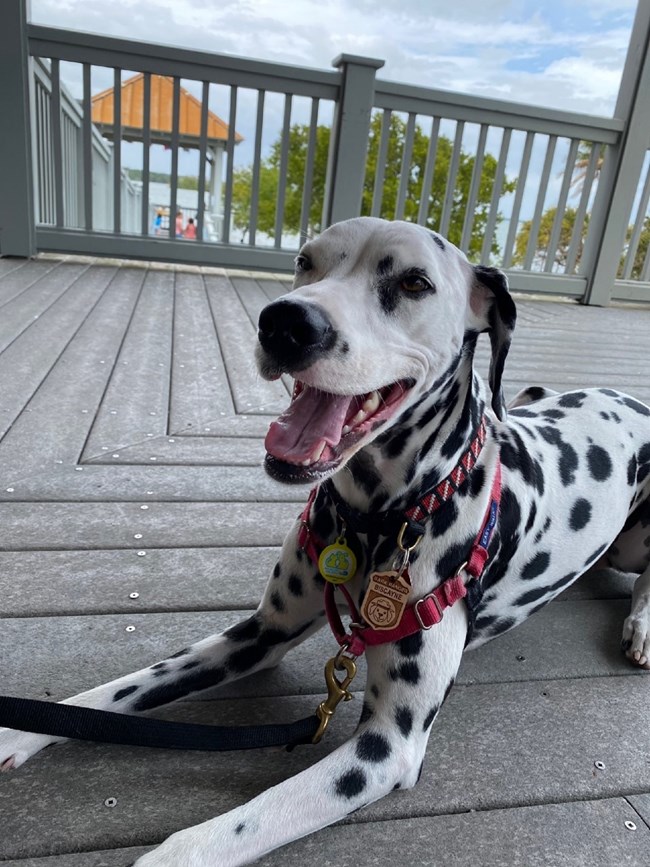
324, 458, 502, 653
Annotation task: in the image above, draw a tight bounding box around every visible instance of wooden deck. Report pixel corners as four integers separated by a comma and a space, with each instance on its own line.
1, 255, 650, 865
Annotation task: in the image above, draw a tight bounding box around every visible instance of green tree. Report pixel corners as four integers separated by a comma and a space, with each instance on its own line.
512, 207, 588, 271
231, 115, 516, 259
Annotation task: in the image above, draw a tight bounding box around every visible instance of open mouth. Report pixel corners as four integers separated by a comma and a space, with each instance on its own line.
264, 379, 414, 483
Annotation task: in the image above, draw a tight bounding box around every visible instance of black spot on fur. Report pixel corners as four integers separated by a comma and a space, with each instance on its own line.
525, 501, 537, 534
570, 498, 592, 531
558, 391, 587, 408
377, 255, 393, 275
312, 506, 335, 541
134, 666, 226, 711
335, 768, 367, 798
521, 551, 551, 580
356, 731, 391, 763
389, 662, 420, 684
587, 445, 612, 481
430, 232, 446, 251
340, 340, 350, 354
397, 631, 423, 658
270, 590, 285, 612
288, 574, 303, 596
514, 585, 549, 607
150, 662, 166, 671
468, 465, 486, 498
585, 543, 608, 567
235, 823, 246, 835
423, 704, 439, 730
628, 455, 637, 486
395, 706, 413, 737
273, 562, 281, 579
225, 616, 260, 643
113, 685, 138, 702
558, 442, 579, 486
169, 648, 189, 658
182, 660, 200, 671
370, 684, 380, 699
542, 409, 565, 420
430, 499, 459, 538
525, 386, 549, 401
437, 536, 476, 580
621, 396, 650, 416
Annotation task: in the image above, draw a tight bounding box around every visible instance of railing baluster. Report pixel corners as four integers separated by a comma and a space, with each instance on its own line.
621, 156, 650, 279
274, 93, 293, 248
642, 231, 650, 282
481, 128, 512, 265
299, 98, 319, 242
417, 116, 440, 226
460, 124, 488, 253
502, 132, 534, 269
565, 142, 601, 275
222, 85, 238, 245
439, 120, 465, 238
50, 58, 64, 227
82, 63, 92, 231
371, 110, 391, 218
544, 138, 580, 273
113, 67, 121, 234
196, 80, 209, 243
395, 113, 416, 220
249, 89, 265, 246
524, 134, 557, 270
169, 75, 181, 239
141, 72, 151, 236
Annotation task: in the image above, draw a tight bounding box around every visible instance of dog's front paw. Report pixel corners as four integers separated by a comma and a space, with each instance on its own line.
0, 726, 62, 772
622, 610, 650, 669
133, 826, 217, 867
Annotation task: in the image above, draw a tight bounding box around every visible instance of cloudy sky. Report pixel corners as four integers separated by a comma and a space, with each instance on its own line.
29, 0, 642, 245
32, 0, 637, 116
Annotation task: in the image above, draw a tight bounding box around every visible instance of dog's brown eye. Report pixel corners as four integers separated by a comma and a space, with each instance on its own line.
400, 275, 434, 292
295, 255, 312, 272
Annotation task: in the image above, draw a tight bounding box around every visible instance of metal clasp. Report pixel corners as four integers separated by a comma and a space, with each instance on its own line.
312, 652, 357, 743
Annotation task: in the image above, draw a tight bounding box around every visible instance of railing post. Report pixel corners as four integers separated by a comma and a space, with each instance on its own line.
0, 0, 36, 257
581, 0, 650, 305
322, 54, 384, 228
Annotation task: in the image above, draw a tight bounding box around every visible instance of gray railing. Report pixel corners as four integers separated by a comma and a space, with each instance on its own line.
0, 0, 649, 304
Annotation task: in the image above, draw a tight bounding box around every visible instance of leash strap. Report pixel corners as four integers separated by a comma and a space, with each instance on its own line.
0, 696, 319, 751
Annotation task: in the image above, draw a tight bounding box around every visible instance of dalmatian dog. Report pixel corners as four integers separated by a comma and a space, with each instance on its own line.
2, 217, 650, 867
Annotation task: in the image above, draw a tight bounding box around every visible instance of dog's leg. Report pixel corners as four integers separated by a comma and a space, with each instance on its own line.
622, 565, 650, 669
0, 522, 327, 771
133, 602, 468, 867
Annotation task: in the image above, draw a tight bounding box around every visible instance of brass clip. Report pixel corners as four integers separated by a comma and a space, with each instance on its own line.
312, 654, 357, 743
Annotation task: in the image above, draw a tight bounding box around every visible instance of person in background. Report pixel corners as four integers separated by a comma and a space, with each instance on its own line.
153, 208, 164, 235
183, 217, 197, 240
175, 211, 184, 238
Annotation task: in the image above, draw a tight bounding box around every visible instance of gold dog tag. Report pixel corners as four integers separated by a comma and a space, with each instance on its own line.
360, 571, 411, 630
318, 536, 357, 584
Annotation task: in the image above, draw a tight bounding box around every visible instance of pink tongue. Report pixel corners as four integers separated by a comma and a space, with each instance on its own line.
265, 388, 354, 463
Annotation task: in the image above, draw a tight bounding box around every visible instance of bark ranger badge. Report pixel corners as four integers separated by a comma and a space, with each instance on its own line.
360, 524, 422, 630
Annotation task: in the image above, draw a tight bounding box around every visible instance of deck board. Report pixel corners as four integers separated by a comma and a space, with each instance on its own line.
1, 256, 650, 866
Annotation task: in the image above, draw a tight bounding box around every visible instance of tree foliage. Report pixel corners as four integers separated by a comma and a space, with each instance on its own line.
231, 115, 516, 259
513, 206, 650, 279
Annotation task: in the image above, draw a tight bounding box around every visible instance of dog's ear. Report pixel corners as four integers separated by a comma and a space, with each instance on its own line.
471, 265, 517, 422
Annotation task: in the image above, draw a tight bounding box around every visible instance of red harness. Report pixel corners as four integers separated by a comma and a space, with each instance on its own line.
298, 417, 502, 657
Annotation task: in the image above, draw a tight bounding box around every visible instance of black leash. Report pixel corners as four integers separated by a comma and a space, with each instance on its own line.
0, 696, 319, 751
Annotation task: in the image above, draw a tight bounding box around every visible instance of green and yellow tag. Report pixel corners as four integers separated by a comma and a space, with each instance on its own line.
318, 536, 357, 584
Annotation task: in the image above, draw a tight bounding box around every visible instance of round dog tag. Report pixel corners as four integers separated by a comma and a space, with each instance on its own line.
318, 536, 357, 584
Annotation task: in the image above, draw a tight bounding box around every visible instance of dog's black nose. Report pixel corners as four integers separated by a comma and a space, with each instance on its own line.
258, 299, 335, 370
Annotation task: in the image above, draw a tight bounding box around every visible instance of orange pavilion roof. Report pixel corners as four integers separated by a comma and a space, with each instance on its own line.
91, 73, 243, 146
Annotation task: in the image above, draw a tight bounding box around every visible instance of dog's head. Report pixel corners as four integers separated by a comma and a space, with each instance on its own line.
256, 217, 516, 483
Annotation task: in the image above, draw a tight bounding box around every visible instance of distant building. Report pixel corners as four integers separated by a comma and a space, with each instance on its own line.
91, 74, 243, 238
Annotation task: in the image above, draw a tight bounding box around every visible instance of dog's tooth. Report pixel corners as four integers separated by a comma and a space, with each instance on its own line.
350, 409, 368, 427
342, 424, 351, 435
310, 440, 326, 462
361, 391, 380, 414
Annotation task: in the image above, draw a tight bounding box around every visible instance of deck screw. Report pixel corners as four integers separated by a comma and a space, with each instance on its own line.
594, 761, 606, 770
150, 457, 157, 461
168, 439, 175, 443
104, 797, 118, 808
140, 505, 149, 510
516, 655, 525, 661
129, 592, 140, 599
137, 551, 146, 557
6, 487, 14, 493
125, 625, 136, 633
75, 467, 83, 471
625, 821, 637, 831
134, 533, 143, 539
